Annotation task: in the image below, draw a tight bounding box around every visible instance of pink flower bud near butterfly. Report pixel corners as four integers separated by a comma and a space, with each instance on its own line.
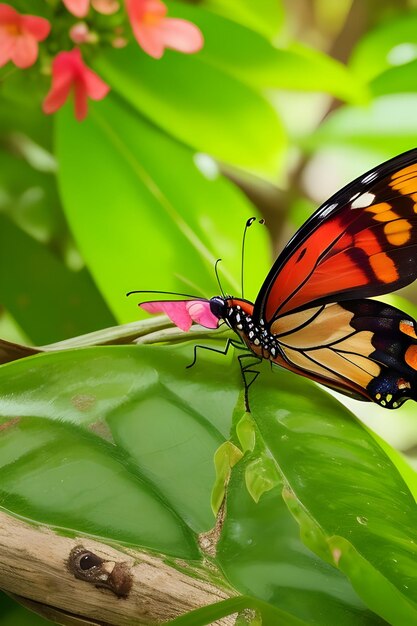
43, 48, 110, 121
0, 4, 50, 69
140, 300, 219, 332
125, 0, 203, 59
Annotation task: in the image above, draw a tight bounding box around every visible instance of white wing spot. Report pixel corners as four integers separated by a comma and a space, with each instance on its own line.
351, 192, 375, 209
362, 171, 378, 184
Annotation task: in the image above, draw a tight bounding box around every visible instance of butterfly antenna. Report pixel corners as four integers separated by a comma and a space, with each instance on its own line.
241, 217, 256, 298
214, 258, 225, 297
126, 289, 202, 299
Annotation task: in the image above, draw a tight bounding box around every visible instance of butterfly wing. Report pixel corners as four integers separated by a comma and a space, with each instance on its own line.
254, 148, 417, 323
271, 299, 417, 408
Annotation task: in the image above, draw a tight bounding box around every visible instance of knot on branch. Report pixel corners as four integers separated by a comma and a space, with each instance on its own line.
67, 545, 132, 598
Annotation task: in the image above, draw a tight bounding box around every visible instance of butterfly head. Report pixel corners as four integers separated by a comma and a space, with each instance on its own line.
209, 296, 228, 320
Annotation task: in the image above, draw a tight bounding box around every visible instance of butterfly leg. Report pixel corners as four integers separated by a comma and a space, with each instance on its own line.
237, 353, 263, 411
186, 338, 245, 369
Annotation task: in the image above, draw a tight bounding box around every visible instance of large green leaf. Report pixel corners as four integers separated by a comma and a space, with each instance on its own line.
0, 215, 115, 344
0, 340, 397, 624
218, 430, 385, 626
0, 345, 231, 556
95, 45, 285, 176
166, 3, 367, 104
56, 95, 270, 323
250, 363, 417, 625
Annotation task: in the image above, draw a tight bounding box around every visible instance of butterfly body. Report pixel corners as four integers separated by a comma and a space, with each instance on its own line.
137, 148, 417, 409
209, 296, 280, 360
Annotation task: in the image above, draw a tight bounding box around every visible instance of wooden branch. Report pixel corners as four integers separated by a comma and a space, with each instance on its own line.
0, 511, 236, 625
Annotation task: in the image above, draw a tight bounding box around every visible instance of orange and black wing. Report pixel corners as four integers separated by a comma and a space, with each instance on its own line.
272, 299, 417, 408
254, 148, 417, 324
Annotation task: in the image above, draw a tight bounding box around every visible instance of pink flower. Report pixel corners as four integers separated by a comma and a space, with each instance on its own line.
0, 4, 50, 69
140, 300, 219, 331
63, 0, 119, 18
126, 0, 203, 59
43, 49, 110, 121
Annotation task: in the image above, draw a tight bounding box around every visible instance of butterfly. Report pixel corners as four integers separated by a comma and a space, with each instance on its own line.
130, 149, 417, 410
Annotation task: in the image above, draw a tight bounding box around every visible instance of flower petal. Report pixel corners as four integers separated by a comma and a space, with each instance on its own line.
186, 301, 219, 329
82, 65, 110, 100
21, 15, 51, 41
125, 0, 146, 23
126, 0, 166, 57
132, 22, 165, 58
157, 18, 203, 54
140, 300, 197, 331
11, 33, 38, 68
74, 78, 88, 121
144, 0, 167, 19
0, 4, 17, 25
62, 0, 90, 18
43, 70, 73, 115
0, 29, 15, 67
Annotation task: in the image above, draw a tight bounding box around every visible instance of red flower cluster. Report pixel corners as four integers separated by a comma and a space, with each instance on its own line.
0, 4, 50, 68
0, 0, 203, 120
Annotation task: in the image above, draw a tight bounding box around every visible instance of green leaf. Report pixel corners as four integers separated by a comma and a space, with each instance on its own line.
310, 94, 417, 155
168, 595, 307, 626
0, 347, 229, 556
236, 411, 256, 452
166, 3, 367, 103
0, 593, 51, 626
201, 0, 284, 40
348, 12, 417, 96
211, 441, 243, 515
250, 364, 417, 625
349, 12, 417, 83
245, 454, 279, 503
0, 215, 115, 344
95, 45, 285, 176
0, 339, 387, 625
370, 61, 417, 97
218, 445, 385, 626
56, 95, 270, 323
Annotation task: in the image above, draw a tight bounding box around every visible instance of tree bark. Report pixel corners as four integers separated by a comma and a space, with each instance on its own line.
0, 511, 236, 625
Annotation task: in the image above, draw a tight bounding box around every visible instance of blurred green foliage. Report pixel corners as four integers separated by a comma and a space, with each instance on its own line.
4, 0, 417, 624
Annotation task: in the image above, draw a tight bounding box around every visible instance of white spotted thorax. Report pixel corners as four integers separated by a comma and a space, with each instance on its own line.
209, 297, 280, 359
